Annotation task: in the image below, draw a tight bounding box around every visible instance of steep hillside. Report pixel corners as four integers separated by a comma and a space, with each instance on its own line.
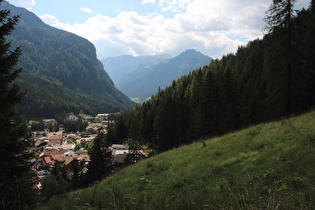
117, 49, 212, 100
43, 111, 315, 209
101, 54, 172, 84
3, 1, 134, 118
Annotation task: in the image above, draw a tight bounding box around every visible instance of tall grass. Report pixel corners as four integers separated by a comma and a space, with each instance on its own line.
40, 111, 315, 209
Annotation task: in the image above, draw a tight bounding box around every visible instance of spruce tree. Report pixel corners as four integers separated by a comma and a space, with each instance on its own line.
0, 0, 37, 208
264, 0, 297, 116
86, 133, 111, 183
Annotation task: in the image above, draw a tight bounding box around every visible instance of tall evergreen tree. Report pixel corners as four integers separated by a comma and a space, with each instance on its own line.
264, 0, 297, 116
86, 133, 111, 183
195, 68, 214, 138
0, 0, 37, 208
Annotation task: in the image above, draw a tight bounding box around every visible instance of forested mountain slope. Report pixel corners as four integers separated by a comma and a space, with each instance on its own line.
116, 49, 212, 100
3, 1, 134, 118
108, 1, 315, 152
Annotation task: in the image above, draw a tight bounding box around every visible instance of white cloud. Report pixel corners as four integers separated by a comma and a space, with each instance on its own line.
45, 10, 244, 59
184, 0, 270, 39
39, 14, 71, 29
7, 0, 35, 10
80, 8, 93, 14
142, 0, 156, 4
158, 0, 193, 13
38, 0, 309, 59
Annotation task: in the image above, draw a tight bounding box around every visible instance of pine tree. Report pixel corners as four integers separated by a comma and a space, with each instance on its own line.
0, 0, 37, 208
195, 68, 214, 138
86, 133, 111, 183
264, 0, 297, 116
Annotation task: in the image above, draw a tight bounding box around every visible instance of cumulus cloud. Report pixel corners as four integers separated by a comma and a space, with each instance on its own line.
38, 0, 309, 59
7, 0, 35, 10
39, 14, 71, 29
80, 8, 93, 14
47, 10, 243, 58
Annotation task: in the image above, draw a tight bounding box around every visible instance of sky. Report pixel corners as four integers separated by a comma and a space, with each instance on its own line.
6, 0, 310, 59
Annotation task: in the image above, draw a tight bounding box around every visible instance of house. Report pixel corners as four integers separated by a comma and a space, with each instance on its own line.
52, 154, 75, 169
42, 119, 56, 126
75, 154, 90, 163
66, 113, 78, 121
66, 134, 78, 141
101, 120, 113, 126
80, 137, 94, 147
85, 125, 106, 134
37, 152, 63, 169
37, 153, 53, 169
111, 144, 127, 155
43, 156, 53, 165
75, 154, 90, 169
35, 138, 49, 148
112, 153, 128, 171
51, 153, 63, 161
64, 151, 75, 157
48, 132, 63, 145
95, 113, 110, 120
85, 125, 99, 134
75, 148, 86, 155
113, 153, 128, 164
43, 147, 61, 155
83, 116, 93, 122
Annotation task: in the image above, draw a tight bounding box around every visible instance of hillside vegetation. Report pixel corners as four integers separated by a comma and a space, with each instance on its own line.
3, 2, 134, 119
43, 111, 315, 209
108, 2, 315, 152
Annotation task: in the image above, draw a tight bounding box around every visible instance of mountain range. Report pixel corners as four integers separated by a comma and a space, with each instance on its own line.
101, 54, 172, 85
102, 49, 212, 101
3, 1, 134, 119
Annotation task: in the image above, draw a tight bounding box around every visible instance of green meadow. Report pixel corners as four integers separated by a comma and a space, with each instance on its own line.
43, 111, 315, 209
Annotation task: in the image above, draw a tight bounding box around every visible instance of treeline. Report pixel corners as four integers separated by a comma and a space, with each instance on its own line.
29, 119, 87, 133
109, 1, 315, 153
63, 118, 88, 133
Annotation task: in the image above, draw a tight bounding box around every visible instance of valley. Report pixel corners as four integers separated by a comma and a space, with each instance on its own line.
102, 50, 212, 101
1, 0, 315, 209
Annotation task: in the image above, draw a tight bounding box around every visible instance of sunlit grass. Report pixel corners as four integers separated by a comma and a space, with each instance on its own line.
41, 111, 315, 209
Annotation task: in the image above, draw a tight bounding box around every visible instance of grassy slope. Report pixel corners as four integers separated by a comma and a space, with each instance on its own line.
44, 111, 315, 209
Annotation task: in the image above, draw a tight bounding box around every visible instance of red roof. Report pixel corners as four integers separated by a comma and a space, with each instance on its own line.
51, 153, 63, 160
44, 156, 52, 164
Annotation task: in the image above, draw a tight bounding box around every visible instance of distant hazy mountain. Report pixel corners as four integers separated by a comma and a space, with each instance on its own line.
116, 49, 212, 101
101, 54, 172, 85
3, 1, 134, 118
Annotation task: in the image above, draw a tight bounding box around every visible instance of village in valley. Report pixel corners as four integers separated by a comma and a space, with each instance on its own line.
27, 113, 147, 192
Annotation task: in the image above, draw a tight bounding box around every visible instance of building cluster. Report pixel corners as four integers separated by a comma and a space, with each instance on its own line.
28, 114, 111, 190
27, 113, 148, 192
31, 130, 93, 191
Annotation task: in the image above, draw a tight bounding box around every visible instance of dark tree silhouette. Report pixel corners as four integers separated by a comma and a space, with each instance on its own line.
0, 0, 37, 208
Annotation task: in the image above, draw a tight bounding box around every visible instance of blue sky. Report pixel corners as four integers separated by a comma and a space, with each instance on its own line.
30, 0, 164, 24
6, 0, 310, 59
